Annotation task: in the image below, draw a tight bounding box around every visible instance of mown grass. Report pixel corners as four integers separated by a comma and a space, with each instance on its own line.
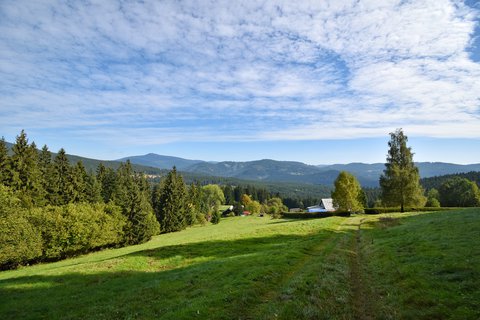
0, 209, 479, 319
361, 208, 480, 319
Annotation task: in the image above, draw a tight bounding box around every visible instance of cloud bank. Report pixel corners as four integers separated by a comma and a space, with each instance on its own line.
1, 0, 479, 148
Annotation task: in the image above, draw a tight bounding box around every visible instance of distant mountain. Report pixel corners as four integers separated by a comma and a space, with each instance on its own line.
185, 159, 321, 180
184, 159, 382, 187
117, 153, 204, 170
117, 152, 480, 187
415, 162, 480, 178
3, 140, 165, 175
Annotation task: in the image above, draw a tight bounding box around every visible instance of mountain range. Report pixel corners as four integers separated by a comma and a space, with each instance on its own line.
118, 153, 480, 187
5, 139, 480, 188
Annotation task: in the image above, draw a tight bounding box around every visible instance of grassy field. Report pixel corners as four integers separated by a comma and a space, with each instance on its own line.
0, 209, 479, 319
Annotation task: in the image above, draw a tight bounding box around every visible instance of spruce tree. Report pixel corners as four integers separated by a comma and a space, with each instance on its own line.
115, 161, 159, 244
37, 145, 54, 203
71, 161, 88, 202
379, 129, 426, 212
96, 163, 117, 203
8, 131, 43, 206
84, 172, 103, 203
152, 167, 187, 233
0, 137, 9, 185
51, 148, 73, 205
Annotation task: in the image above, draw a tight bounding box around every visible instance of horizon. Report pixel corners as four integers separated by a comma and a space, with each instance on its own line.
1, 1, 480, 165
3, 134, 480, 166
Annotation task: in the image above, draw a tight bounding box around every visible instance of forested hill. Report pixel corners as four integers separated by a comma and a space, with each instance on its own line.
119, 153, 480, 187
3, 139, 330, 200
421, 171, 480, 190
4, 140, 165, 175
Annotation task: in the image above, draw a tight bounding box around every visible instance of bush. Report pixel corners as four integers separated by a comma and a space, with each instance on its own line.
281, 210, 354, 219
0, 185, 42, 269
211, 210, 221, 224
364, 207, 453, 214
0, 211, 43, 269
28, 203, 127, 260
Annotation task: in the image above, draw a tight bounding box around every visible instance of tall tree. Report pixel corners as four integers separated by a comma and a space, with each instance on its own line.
331, 171, 363, 212
379, 129, 426, 212
37, 145, 54, 202
152, 167, 188, 233
201, 184, 225, 221
0, 137, 9, 185
96, 163, 117, 203
70, 161, 88, 202
115, 161, 159, 244
51, 148, 73, 205
8, 131, 43, 206
186, 183, 200, 226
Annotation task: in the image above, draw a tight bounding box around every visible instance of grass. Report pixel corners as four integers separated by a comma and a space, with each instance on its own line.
0, 209, 479, 319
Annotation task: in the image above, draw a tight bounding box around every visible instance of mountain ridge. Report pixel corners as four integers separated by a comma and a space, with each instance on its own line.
118, 153, 480, 187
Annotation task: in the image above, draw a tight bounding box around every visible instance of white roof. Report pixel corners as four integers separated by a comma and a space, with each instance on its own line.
321, 198, 335, 211
306, 198, 335, 212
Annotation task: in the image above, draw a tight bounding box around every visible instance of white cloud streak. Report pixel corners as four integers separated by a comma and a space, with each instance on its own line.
0, 0, 479, 148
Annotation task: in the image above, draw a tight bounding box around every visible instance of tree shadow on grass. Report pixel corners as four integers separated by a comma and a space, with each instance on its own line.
3, 211, 477, 320
0, 231, 343, 320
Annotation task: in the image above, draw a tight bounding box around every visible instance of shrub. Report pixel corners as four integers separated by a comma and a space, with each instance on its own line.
211, 210, 221, 224
0, 185, 42, 269
28, 203, 127, 260
364, 207, 453, 214
0, 211, 43, 269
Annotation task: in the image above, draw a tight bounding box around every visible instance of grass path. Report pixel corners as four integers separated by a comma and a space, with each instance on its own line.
1, 209, 479, 319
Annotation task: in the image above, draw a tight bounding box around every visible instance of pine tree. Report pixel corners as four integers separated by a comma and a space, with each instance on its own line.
0, 137, 10, 185
379, 129, 426, 212
8, 131, 43, 206
84, 172, 103, 203
37, 145, 54, 203
71, 161, 88, 202
115, 161, 159, 244
51, 148, 73, 205
96, 163, 117, 203
152, 167, 187, 233
223, 185, 234, 205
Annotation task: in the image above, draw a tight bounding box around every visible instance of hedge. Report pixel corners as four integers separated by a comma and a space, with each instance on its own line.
281, 211, 351, 219
27, 203, 127, 261
0, 201, 127, 269
363, 207, 455, 214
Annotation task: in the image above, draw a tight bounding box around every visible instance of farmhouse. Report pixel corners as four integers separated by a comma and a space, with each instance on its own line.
307, 198, 336, 213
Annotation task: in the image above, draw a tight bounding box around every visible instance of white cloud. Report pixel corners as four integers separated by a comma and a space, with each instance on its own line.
0, 0, 479, 150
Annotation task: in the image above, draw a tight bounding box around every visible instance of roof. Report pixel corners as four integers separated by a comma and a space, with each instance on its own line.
321, 198, 335, 211
307, 198, 336, 212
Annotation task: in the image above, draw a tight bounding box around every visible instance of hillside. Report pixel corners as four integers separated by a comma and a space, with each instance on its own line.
117, 153, 204, 170
1, 209, 478, 319
421, 171, 480, 190
3, 140, 330, 200
4, 141, 165, 175
122, 153, 480, 187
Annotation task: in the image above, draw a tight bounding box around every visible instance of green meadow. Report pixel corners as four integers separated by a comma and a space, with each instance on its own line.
1, 209, 479, 319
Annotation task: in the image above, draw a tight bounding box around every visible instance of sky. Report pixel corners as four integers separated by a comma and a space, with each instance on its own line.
1, 0, 480, 165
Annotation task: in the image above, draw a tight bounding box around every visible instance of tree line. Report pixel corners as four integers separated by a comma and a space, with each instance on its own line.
331, 129, 480, 212
0, 131, 290, 269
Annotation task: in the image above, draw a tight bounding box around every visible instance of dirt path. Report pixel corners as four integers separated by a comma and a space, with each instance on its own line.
348, 217, 376, 320
239, 219, 349, 319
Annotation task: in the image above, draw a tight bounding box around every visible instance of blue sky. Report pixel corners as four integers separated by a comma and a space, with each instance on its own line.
1, 0, 480, 165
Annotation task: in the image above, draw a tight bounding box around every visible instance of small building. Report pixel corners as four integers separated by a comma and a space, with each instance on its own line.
289, 208, 302, 213
307, 198, 336, 213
